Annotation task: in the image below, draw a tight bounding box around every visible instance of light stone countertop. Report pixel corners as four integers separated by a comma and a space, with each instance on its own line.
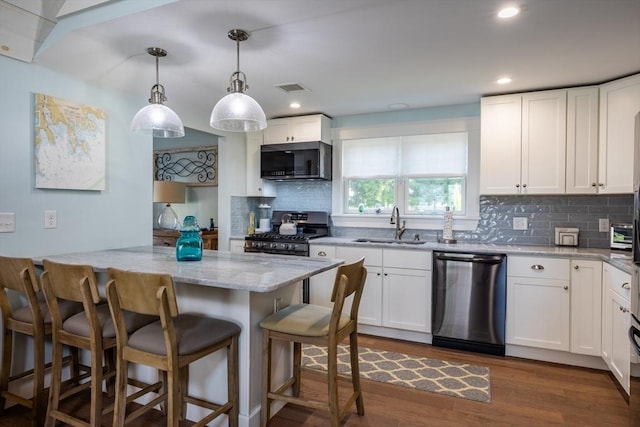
311, 237, 636, 273
34, 246, 343, 293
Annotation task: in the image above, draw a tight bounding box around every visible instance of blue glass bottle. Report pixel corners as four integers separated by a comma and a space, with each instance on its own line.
176, 216, 203, 261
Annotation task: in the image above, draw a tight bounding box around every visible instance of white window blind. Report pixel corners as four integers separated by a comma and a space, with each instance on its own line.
402, 133, 467, 175
342, 137, 400, 177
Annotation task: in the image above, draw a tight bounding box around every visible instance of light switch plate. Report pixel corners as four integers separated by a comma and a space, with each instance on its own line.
0, 212, 15, 232
513, 217, 528, 230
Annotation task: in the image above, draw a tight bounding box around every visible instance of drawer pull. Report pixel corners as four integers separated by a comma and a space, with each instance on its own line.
622, 282, 630, 290
531, 264, 544, 270
317, 251, 327, 257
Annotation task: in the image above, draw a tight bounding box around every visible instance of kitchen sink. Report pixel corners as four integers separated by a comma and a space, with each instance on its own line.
353, 238, 426, 245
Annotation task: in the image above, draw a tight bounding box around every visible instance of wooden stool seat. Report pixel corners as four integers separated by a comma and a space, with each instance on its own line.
0, 256, 83, 427
106, 267, 240, 427
260, 258, 367, 427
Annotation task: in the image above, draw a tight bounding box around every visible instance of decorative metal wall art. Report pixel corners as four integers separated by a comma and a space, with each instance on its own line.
154, 146, 217, 186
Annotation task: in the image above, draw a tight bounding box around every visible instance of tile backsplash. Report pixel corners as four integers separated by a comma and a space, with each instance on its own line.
232, 184, 633, 249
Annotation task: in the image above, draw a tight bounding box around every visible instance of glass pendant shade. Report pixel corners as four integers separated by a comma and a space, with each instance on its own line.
131, 47, 184, 138
131, 103, 185, 138
210, 92, 267, 132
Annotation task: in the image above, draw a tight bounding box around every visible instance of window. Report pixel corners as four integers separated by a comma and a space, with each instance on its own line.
342, 132, 468, 216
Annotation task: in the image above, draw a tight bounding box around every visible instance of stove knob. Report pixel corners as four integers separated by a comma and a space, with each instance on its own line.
284, 244, 291, 250
271, 243, 278, 249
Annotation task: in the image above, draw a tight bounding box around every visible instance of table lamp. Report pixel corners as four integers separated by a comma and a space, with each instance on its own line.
153, 180, 186, 229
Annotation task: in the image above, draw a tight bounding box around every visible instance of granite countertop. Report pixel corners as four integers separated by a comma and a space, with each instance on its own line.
34, 246, 342, 293
311, 237, 636, 273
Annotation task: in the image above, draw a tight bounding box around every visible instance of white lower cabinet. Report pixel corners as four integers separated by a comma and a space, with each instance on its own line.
333, 246, 431, 332
602, 263, 631, 394
308, 244, 338, 307
229, 239, 245, 253
570, 260, 602, 356
507, 256, 571, 351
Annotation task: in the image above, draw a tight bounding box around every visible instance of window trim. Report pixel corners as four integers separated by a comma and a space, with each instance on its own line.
331, 117, 480, 231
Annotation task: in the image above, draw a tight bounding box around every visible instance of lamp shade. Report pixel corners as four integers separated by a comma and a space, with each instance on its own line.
153, 180, 186, 203
210, 92, 267, 132
131, 104, 185, 138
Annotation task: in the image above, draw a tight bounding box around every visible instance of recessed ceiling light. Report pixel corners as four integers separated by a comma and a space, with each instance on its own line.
290, 102, 301, 109
498, 6, 520, 19
496, 77, 512, 85
388, 103, 409, 110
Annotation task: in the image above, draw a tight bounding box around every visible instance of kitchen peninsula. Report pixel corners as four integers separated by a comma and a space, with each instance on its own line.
33, 246, 343, 427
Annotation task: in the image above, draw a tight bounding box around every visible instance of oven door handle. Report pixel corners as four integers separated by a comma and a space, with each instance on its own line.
630, 324, 640, 356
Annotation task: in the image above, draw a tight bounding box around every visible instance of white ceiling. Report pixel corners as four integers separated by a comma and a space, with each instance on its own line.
3, 0, 640, 133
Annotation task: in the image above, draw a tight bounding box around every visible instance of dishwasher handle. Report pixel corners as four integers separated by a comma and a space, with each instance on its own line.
435, 253, 505, 264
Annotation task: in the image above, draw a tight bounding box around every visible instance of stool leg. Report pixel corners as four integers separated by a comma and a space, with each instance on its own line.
112, 356, 128, 427
327, 342, 340, 427
90, 344, 104, 427
45, 337, 64, 427
228, 335, 239, 427
179, 365, 188, 421
350, 332, 364, 415
0, 329, 13, 413
260, 330, 271, 427
167, 362, 180, 427
292, 342, 302, 397
33, 330, 46, 427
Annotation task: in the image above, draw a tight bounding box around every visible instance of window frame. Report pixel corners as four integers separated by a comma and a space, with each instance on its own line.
331, 117, 480, 231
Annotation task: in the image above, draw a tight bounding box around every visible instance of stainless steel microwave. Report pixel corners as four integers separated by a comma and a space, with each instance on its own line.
611, 223, 633, 250
261, 141, 332, 180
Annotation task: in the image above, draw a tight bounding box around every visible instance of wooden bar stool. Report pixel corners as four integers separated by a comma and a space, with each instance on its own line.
260, 258, 367, 427
106, 267, 241, 427
0, 256, 83, 427
41, 259, 158, 427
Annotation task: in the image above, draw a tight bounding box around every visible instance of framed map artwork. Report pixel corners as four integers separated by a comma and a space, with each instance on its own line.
34, 93, 106, 190
154, 146, 218, 186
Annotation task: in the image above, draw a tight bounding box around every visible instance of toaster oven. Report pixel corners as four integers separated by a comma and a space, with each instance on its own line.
610, 223, 632, 250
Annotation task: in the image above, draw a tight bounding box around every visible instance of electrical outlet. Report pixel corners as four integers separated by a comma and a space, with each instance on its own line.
513, 217, 528, 230
599, 218, 609, 232
44, 210, 57, 229
0, 212, 15, 233
273, 297, 282, 313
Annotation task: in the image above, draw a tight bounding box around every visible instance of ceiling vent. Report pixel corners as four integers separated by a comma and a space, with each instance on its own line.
274, 82, 310, 93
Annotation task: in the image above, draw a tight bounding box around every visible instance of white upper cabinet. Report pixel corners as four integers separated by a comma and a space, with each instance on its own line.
481, 90, 567, 195
598, 73, 640, 194
245, 131, 276, 197
566, 87, 599, 194
263, 114, 332, 145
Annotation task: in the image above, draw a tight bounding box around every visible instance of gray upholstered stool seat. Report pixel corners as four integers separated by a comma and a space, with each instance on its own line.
12, 298, 83, 324
128, 313, 241, 356
62, 303, 156, 339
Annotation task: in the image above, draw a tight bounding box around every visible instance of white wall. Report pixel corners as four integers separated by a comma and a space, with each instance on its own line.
0, 55, 152, 257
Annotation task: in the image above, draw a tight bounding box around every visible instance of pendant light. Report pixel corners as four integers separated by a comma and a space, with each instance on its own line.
210, 29, 267, 132
131, 47, 185, 138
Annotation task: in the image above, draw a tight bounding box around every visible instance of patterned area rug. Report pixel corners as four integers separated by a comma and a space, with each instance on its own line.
302, 344, 491, 403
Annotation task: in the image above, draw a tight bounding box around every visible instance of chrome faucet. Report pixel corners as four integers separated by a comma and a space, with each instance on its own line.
390, 205, 406, 241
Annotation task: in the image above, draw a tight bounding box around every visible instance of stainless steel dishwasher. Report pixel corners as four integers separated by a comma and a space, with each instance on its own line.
432, 251, 507, 356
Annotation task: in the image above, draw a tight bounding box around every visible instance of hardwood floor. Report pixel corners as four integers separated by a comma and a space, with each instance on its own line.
0, 334, 631, 426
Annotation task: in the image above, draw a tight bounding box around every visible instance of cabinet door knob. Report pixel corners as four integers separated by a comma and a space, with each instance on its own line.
531, 264, 544, 270
522, 184, 527, 188
317, 251, 327, 257
563, 285, 569, 291
622, 282, 631, 290
515, 184, 520, 188
377, 273, 382, 276
574, 265, 579, 270
591, 183, 597, 187
598, 183, 604, 187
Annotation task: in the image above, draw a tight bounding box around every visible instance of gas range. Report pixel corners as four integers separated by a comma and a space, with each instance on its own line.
243, 211, 329, 257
